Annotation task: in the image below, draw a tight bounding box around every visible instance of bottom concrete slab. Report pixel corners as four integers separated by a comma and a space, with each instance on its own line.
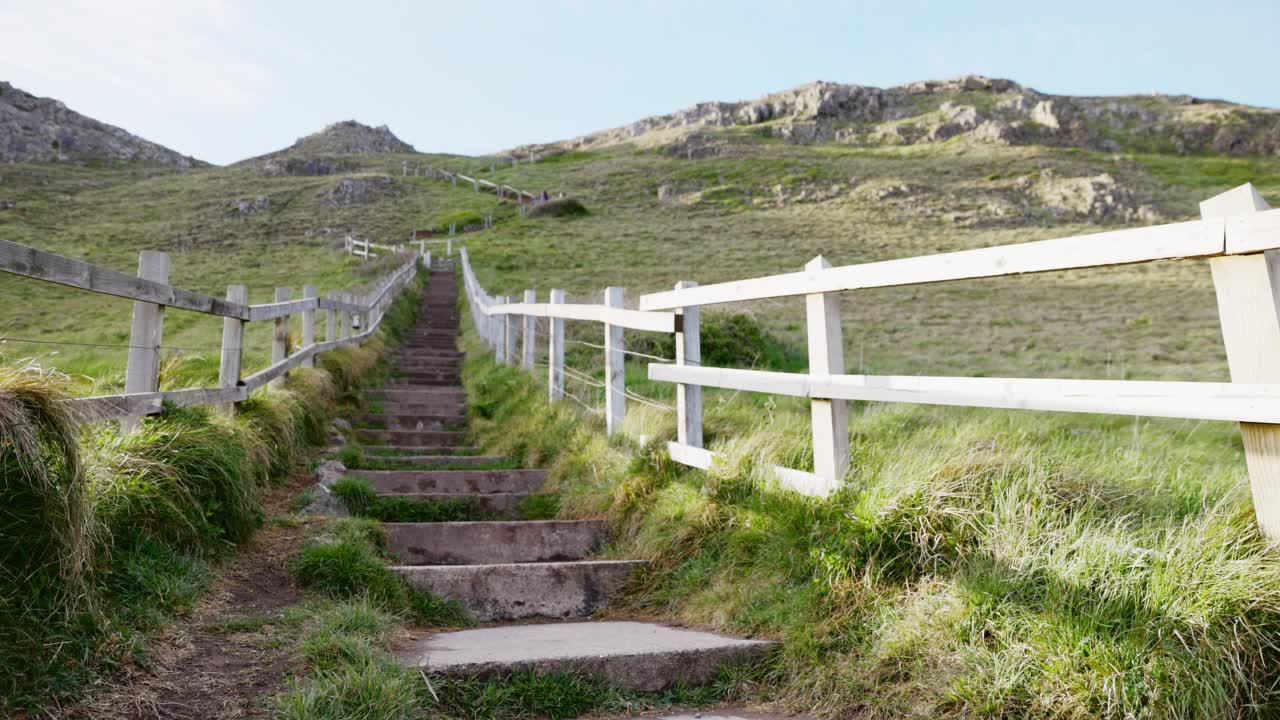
393, 560, 644, 620
401, 621, 773, 692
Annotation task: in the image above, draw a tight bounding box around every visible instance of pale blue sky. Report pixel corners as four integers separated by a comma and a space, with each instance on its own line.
2, 0, 1276, 165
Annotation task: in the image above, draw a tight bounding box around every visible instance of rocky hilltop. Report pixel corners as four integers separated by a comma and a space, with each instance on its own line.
0, 81, 202, 166
276, 120, 415, 156
523, 75, 1280, 157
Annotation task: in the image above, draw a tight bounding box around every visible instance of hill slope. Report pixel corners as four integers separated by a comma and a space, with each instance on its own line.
519, 75, 1280, 158
0, 81, 203, 166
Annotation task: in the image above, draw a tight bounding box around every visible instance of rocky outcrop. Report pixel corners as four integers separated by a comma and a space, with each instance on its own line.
282, 120, 415, 156
258, 156, 355, 177
325, 175, 404, 206
1018, 170, 1159, 222
518, 75, 1280, 157
0, 81, 202, 166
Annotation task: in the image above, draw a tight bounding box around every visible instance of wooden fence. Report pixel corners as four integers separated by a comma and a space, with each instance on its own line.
461, 183, 1280, 539
425, 166, 561, 215
0, 238, 425, 430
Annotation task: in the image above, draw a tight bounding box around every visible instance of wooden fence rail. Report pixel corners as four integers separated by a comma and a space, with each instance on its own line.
0, 240, 425, 428
461, 183, 1280, 541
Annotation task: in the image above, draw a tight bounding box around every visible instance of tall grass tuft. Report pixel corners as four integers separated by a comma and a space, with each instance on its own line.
0, 274, 427, 714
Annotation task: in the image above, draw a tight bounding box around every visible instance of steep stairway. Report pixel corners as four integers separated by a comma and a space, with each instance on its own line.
357, 261, 772, 693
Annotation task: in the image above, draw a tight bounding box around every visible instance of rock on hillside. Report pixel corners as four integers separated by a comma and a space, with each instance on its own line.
521, 75, 1280, 157
0, 81, 202, 166
277, 120, 415, 156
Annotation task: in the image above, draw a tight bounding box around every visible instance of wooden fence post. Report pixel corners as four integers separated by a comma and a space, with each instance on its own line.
271, 287, 290, 388
549, 288, 565, 401
301, 284, 316, 368
326, 291, 337, 343
522, 289, 536, 369
218, 284, 246, 415
447, 238, 453, 256
496, 296, 510, 364
805, 256, 849, 489
425, 250, 432, 270
121, 250, 169, 433
504, 298, 518, 366
1204, 184, 1280, 539
674, 280, 703, 448
604, 286, 626, 434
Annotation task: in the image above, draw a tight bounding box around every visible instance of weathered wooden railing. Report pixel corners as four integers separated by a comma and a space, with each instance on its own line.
0, 239, 424, 430
462, 184, 1280, 540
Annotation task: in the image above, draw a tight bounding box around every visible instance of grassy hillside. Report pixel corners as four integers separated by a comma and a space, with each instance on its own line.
457, 137, 1280, 382
0, 153, 510, 392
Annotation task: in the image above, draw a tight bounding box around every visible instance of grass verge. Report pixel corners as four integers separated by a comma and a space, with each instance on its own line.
0, 274, 425, 714
456, 316, 1280, 719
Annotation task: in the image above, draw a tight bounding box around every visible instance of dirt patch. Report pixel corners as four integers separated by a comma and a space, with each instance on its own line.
56, 475, 320, 720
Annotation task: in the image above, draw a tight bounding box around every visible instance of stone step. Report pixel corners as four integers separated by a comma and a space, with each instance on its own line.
361, 455, 511, 469
359, 445, 479, 456
376, 403, 467, 416
366, 386, 465, 397
387, 377, 462, 387
357, 429, 467, 446
384, 520, 605, 564
353, 468, 546, 494
400, 621, 772, 691
392, 371, 462, 382
393, 560, 645, 620
360, 414, 466, 430
378, 491, 529, 516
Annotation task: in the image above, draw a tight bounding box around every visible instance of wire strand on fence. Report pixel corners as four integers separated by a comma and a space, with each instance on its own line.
564, 339, 676, 364
621, 388, 676, 412
0, 335, 235, 354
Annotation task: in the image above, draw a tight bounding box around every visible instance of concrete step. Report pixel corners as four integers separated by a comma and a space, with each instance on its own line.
368, 389, 468, 399
353, 468, 546, 494
359, 445, 479, 456
384, 520, 605, 564
387, 378, 461, 387
393, 560, 645, 620
361, 455, 511, 469
376, 403, 467, 416
360, 414, 466, 430
400, 621, 772, 691
378, 491, 529, 516
357, 429, 467, 446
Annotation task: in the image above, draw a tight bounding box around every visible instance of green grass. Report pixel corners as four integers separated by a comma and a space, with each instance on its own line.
0, 277, 425, 714
290, 517, 471, 625
0, 153, 509, 390
331, 476, 495, 522
459, 317, 1280, 718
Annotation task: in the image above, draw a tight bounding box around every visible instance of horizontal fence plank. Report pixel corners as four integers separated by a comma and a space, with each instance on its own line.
164, 385, 247, 408
67, 392, 163, 422
649, 364, 1280, 424
248, 297, 319, 322
665, 442, 832, 497
487, 301, 675, 333
639, 219, 1225, 310
0, 239, 250, 319
1228, 208, 1280, 254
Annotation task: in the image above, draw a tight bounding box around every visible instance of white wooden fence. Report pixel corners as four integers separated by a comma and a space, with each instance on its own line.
0, 239, 425, 430
461, 183, 1280, 540
345, 236, 410, 260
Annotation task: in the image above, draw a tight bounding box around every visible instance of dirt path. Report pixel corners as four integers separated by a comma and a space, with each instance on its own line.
57, 473, 317, 720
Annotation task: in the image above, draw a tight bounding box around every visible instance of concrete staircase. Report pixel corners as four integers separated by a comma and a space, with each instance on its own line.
357, 262, 772, 693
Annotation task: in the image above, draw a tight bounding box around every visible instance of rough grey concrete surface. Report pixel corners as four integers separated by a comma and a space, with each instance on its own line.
356, 469, 547, 494
403, 621, 773, 691
384, 520, 607, 564
393, 560, 645, 620
365, 454, 510, 468
379, 491, 529, 515
357, 428, 467, 446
